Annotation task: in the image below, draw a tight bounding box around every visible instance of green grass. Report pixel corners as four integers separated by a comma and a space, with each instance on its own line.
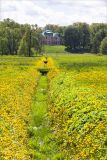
53, 54, 107, 71
44, 45, 66, 54
0, 55, 38, 66
28, 75, 61, 160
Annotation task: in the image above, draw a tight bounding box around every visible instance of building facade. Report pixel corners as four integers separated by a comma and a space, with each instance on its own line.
42, 30, 62, 45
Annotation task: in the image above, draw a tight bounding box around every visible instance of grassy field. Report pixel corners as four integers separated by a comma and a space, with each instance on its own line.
48, 54, 107, 159
53, 54, 107, 70
0, 54, 107, 159
44, 45, 66, 54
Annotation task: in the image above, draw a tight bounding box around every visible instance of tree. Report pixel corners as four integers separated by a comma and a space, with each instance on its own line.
73, 23, 90, 49
18, 25, 43, 56
90, 23, 107, 53
0, 27, 8, 55
44, 24, 57, 31
64, 23, 90, 52
18, 33, 28, 56
0, 18, 107, 55
31, 26, 43, 55
0, 37, 8, 55
100, 37, 107, 54
0, 18, 28, 55
64, 26, 78, 50
0, 19, 25, 55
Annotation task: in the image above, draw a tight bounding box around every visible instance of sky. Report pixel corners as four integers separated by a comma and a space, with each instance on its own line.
0, 0, 107, 26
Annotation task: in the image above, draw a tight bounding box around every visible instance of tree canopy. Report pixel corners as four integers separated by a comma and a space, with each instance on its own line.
0, 19, 107, 55
0, 19, 43, 56
100, 37, 107, 54
64, 23, 107, 53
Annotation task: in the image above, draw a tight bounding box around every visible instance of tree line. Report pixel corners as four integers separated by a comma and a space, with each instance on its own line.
64, 23, 107, 54
0, 19, 107, 56
41, 23, 107, 54
0, 18, 43, 56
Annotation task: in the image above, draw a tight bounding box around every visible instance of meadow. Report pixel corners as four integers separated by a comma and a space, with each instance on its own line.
0, 54, 107, 159
48, 54, 107, 159
44, 45, 66, 54
0, 56, 39, 159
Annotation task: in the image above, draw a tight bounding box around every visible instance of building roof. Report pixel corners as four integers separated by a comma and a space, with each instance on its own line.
42, 30, 60, 37
42, 30, 53, 37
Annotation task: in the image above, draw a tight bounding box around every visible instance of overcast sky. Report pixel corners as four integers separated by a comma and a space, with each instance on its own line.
0, 0, 107, 26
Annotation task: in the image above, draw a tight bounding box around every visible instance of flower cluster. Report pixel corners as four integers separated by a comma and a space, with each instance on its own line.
48, 69, 107, 159
36, 56, 46, 69
47, 57, 59, 79
0, 58, 39, 160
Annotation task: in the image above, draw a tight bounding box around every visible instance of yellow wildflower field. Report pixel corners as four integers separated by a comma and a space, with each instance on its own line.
0, 57, 39, 160
48, 55, 107, 159
1, 55, 107, 159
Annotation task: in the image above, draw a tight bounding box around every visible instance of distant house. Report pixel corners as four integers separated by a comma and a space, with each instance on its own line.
42, 30, 62, 45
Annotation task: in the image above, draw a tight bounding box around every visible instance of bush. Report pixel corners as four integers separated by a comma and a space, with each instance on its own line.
100, 37, 107, 54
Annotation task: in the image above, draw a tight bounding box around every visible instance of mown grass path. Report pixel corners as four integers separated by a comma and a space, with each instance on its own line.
29, 74, 60, 160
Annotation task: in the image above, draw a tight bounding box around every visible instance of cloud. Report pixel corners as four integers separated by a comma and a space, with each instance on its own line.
0, 0, 107, 26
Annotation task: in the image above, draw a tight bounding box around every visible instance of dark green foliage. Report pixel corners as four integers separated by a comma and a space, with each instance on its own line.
90, 23, 107, 53
0, 37, 8, 55
0, 19, 43, 56
0, 19, 23, 55
100, 37, 107, 54
0, 18, 107, 55
64, 23, 107, 53
73, 23, 90, 49
64, 25, 79, 50
64, 23, 90, 52
18, 25, 43, 57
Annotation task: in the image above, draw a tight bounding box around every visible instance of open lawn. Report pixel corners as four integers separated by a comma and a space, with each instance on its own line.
54, 54, 107, 70
44, 45, 66, 54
